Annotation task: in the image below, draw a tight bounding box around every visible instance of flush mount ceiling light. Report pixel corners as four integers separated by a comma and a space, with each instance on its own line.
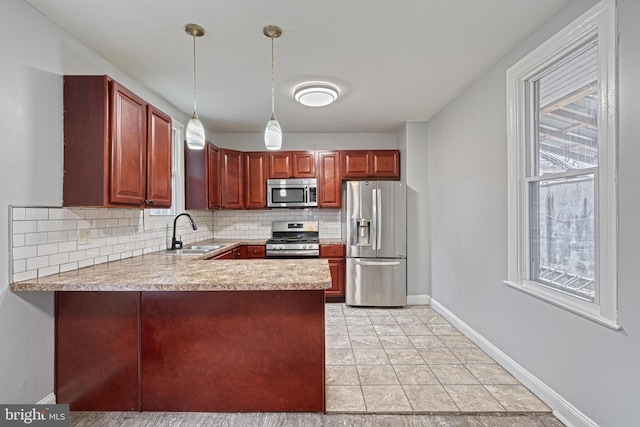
264, 25, 282, 151
294, 82, 340, 107
185, 23, 206, 150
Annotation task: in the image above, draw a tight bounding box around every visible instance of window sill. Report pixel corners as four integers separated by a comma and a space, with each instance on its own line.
504, 280, 621, 331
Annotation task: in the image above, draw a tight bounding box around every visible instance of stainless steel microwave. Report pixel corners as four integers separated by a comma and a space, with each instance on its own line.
267, 178, 318, 208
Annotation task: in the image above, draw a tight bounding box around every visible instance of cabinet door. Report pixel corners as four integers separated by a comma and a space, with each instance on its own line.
292, 151, 316, 178
244, 152, 268, 209
325, 259, 345, 297
146, 106, 172, 208
269, 152, 292, 178
212, 250, 234, 260
110, 81, 147, 206
220, 149, 244, 209
371, 150, 400, 178
341, 151, 370, 179
233, 246, 247, 259
317, 151, 341, 208
207, 144, 220, 209
246, 245, 266, 258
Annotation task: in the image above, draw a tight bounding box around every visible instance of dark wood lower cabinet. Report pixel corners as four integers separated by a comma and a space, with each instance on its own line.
55, 290, 325, 412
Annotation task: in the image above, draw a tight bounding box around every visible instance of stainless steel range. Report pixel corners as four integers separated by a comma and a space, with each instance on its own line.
265, 221, 319, 258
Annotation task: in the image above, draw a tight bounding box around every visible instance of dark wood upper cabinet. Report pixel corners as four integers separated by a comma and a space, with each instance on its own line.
269, 151, 316, 178
63, 75, 172, 208
317, 151, 341, 208
220, 148, 244, 209
185, 142, 219, 210
244, 152, 268, 209
341, 150, 399, 179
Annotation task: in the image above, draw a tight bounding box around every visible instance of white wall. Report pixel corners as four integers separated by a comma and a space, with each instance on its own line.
0, 0, 192, 404
211, 132, 397, 152
397, 122, 430, 302
426, 0, 638, 425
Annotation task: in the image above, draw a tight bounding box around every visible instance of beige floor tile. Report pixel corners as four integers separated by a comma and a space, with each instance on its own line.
350, 335, 382, 349
379, 335, 414, 349
466, 364, 519, 385
418, 348, 461, 365
422, 313, 449, 325
357, 365, 400, 385
430, 365, 480, 385
326, 348, 356, 365
394, 315, 424, 325
408, 335, 446, 349
428, 324, 462, 336
347, 324, 377, 336
444, 385, 505, 412
326, 324, 349, 336
346, 316, 373, 326
449, 347, 495, 364
485, 385, 550, 412
366, 308, 393, 316
385, 348, 426, 365
438, 335, 477, 349
353, 348, 390, 365
326, 365, 360, 385
370, 316, 399, 326
326, 316, 347, 325
409, 307, 436, 316
374, 325, 406, 336
325, 308, 344, 318
326, 385, 366, 412
362, 385, 413, 412
403, 385, 459, 412
326, 335, 352, 349
401, 325, 434, 336
393, 365, 439, 385
342, 306, 369, 317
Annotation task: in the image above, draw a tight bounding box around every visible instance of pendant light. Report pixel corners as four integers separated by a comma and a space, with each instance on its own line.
185, 23, 206, 150
263, 25, 282, 151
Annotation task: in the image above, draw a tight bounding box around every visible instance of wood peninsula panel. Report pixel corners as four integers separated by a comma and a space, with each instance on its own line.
55, 291, 141, 411
141, 290, 325, 412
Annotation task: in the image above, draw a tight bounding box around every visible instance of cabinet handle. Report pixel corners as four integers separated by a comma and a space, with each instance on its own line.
143, 199, 148, 205
148, 200, 154, 205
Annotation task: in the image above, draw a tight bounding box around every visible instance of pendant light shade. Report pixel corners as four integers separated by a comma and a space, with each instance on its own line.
264, 25, 282, 151
185, 23, 206, 150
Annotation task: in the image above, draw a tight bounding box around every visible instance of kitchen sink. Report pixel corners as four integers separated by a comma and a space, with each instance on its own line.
162, 244, 227, 255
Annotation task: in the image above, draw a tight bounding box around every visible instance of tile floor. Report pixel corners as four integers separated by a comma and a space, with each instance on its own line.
325, 303, 551, 414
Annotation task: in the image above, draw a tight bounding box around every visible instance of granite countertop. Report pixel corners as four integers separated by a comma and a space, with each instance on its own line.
11, 239, 333, 292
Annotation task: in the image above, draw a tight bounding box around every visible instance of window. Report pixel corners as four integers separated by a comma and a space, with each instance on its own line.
506, 0, 619, 329
145, 120, 185, 228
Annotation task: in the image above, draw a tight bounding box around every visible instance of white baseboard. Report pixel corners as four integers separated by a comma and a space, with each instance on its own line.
430, 298, 599, 427
407, 294, 431, 305
37, 393, 56, 405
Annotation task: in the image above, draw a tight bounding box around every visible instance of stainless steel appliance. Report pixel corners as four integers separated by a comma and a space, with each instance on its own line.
265, 221, 320, 258
267, 178, 318, 208
343, 181, 407, 307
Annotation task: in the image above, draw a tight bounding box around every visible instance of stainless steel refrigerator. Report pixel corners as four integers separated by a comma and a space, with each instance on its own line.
343, 181, 407, 307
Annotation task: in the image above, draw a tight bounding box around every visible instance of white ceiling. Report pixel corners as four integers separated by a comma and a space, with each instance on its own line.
26, 0, 572, 134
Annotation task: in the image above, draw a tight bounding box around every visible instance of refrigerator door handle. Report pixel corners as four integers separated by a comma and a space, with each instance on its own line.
353, 260, 401, 266
376, 188, 382, 250
372, 188, 378, 250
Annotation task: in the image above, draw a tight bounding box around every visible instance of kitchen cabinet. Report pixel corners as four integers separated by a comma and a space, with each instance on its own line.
212, 245, 251, 259
220, 149, 245, 209
269, 151, 316, 179
244, 152, 268, 209
341, 150, 400, 179
246, 245, 266, 258
63, 75, 172, 208
185, 142, 220, 210
317, 151, 341, 208
320, 245, 345, 300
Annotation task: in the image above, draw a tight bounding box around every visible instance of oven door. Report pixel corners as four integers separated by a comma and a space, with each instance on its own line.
265, 249, 320, 258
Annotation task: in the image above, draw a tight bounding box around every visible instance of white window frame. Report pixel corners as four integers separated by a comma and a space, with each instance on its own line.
144, 120, 185, 229
505, 0, 619, 330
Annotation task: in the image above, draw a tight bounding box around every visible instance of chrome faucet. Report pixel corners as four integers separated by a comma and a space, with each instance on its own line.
171, 213, 198, 250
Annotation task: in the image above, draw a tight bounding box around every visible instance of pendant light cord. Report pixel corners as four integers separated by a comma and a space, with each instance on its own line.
193, 33, 198, 116
271, 35, 275, 117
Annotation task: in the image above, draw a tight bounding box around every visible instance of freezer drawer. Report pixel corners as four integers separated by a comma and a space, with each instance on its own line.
346, 258, 406, 307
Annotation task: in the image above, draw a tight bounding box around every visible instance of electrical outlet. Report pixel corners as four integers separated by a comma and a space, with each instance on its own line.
78, 229, 91, 245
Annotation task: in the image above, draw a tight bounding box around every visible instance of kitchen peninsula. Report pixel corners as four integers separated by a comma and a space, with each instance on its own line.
12, 243, 331, 413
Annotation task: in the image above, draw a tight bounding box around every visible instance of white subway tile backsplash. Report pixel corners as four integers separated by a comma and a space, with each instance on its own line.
13, 221, 37, 234
38, 243, 59, 256
12, 207, 26, 221
69, 251, 86, 262
37, 220, 59, 232
48, 209, 65, 220
13, 259, 26, 274
13, 234, 25, 247
48, 231, 69, 243
38, 266, 60, 277
26, 208, 49, 221
78, 259, 94, 269
13, 246, 37, 260
50, 253, 69, 266
27, 256, 49, 270
14, 271, 37, 282
59, 241, 77, 253
60, 262, 79, 273
25, 232, 48, 246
